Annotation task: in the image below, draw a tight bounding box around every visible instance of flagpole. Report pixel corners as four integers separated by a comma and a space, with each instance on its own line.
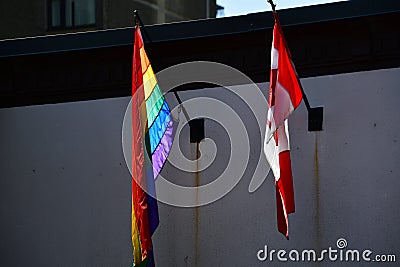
266, 0, 322, 131
266, 0, 311, 112
133, 10, 151, 41
267, 0, 276, 12
133, 10, 191, 123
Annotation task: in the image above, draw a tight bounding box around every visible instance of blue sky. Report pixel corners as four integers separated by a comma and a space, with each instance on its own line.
217, 0, 347, 17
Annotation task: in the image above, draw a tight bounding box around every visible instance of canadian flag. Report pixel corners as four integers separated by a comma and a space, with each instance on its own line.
264, 12, 303, 239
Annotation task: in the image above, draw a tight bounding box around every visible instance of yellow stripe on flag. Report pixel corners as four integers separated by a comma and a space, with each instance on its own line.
143, 65, 157, 100
140, 46, 157, 100
132, 197, 142, 265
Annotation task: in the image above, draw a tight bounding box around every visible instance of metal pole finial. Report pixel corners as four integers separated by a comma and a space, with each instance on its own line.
133, 10, 139, 27
133, 10, 146, 28
267, 0, 276, 12
133, 10, 152, 42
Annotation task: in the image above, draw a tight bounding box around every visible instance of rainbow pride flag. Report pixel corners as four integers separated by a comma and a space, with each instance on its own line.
131, 26, 173, 267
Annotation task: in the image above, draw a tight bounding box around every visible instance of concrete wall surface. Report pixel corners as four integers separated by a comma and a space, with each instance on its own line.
0, 67, 399, 266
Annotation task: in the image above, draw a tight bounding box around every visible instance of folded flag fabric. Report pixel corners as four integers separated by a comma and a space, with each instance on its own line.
264, 11, 303, 239
131, 25, 174, 266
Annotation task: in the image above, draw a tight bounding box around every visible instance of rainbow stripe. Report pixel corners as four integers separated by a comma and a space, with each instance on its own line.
131, 26, 173, 267
139, 39, 173, 179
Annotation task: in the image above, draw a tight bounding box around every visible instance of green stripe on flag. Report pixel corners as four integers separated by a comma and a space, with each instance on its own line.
133, 257, 148, 267
146, 84, 164, 126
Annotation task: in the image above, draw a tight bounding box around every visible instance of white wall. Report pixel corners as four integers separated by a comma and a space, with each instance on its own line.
1, 68, 399, 266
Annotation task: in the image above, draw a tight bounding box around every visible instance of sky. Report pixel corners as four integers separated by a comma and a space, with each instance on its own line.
216, 0, 347, 17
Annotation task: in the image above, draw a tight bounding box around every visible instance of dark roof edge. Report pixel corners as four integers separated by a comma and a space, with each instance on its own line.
0, 0, 399, 58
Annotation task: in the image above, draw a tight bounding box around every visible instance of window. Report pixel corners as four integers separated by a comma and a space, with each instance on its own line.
48, 0, 95, 29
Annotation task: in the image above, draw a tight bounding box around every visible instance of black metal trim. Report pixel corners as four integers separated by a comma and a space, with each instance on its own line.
0, 0, 399, 108
1, 0, 400, 58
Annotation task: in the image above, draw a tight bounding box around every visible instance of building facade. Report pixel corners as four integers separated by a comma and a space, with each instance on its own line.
0, 1, 399, 266
0, 0, 217, 40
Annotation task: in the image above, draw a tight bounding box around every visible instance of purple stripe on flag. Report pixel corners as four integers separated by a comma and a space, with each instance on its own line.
152, 119, 173, 179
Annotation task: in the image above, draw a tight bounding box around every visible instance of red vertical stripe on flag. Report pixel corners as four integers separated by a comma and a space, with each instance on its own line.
276, 150, 295, 238
132, 27, 152, 258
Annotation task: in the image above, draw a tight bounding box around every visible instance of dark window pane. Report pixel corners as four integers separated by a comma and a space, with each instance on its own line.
74, 0, 95, 26
66, 0, 73, 27
51, 0, 61, 27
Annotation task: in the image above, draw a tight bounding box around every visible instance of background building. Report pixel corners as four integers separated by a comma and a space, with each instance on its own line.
0, 0, 217, 40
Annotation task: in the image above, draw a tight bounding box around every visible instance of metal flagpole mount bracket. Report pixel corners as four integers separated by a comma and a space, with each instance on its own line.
308, 106, 324, 131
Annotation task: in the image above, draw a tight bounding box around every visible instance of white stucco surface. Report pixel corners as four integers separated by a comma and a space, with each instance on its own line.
0, 68, 399, 266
